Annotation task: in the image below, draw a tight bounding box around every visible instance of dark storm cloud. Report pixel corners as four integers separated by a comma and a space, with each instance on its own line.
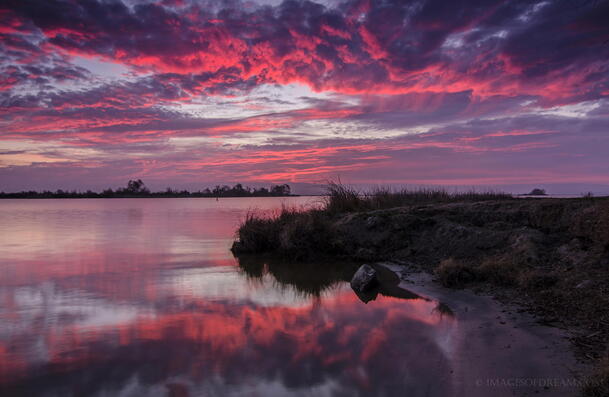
1, 0, 607, 99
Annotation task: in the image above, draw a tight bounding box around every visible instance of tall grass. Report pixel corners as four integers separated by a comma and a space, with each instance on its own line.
323, 182, 513, 214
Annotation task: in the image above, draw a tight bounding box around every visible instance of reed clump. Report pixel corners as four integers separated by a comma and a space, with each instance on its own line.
232, 206, 340, 260
323, 182, 513, 215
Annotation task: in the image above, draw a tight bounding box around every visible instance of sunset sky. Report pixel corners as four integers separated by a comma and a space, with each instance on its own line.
1, 0, 608, 194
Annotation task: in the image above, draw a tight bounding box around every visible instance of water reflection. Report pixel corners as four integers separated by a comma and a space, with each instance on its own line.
1, 283, 454, 397
236, 254, 359, 298
0, 198, 571, 396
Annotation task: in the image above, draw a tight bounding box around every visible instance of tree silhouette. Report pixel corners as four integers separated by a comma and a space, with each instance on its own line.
126, 179, 149, 194
528, 188, 547, 196
270, 184, 291, 196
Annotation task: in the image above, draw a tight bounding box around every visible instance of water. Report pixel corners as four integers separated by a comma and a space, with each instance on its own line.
0, 198, 579, 397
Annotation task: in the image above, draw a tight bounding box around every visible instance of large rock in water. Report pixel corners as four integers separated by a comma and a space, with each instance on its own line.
350, 264, 378, 292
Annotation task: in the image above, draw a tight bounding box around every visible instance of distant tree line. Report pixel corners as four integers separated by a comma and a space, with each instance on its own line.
527, 188, 547, 196
0, 180, 294, 198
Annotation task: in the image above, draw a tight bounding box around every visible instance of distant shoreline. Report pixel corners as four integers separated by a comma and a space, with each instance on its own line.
0, 180, 300, 199
0, 194, 303, 199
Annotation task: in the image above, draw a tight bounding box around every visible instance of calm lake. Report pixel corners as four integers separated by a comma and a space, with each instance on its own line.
0, 198, 578, 397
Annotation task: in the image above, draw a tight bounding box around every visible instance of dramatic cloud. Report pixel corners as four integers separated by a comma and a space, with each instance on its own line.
0, 0, 608, 192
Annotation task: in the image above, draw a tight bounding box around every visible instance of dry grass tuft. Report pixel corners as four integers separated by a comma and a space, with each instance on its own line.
435, 258, 478, 288
232, 206, 339, 260
583, 356, 609, 397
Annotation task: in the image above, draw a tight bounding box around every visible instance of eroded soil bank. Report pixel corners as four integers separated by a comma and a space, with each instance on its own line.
232, 197, 609, 396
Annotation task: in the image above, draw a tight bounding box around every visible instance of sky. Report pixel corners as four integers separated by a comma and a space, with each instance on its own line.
0, 0, 608, 194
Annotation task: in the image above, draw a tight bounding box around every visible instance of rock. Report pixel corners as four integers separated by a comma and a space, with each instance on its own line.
365, 216, 381, 229
350, 264, 378, 292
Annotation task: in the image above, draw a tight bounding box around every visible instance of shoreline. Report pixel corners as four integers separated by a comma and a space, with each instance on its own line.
232, 196, 609, 396
0, 195, 303, 200
380, 263, 584, 396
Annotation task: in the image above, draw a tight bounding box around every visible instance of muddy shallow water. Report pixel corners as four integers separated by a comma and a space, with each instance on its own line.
0, 198, 581, 396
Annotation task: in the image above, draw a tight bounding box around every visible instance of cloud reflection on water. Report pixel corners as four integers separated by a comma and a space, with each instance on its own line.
0, 198, 456, 396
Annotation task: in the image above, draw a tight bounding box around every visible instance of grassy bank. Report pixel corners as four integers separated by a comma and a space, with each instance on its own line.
232, 183, 513, 258
232, 184, 609, 396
